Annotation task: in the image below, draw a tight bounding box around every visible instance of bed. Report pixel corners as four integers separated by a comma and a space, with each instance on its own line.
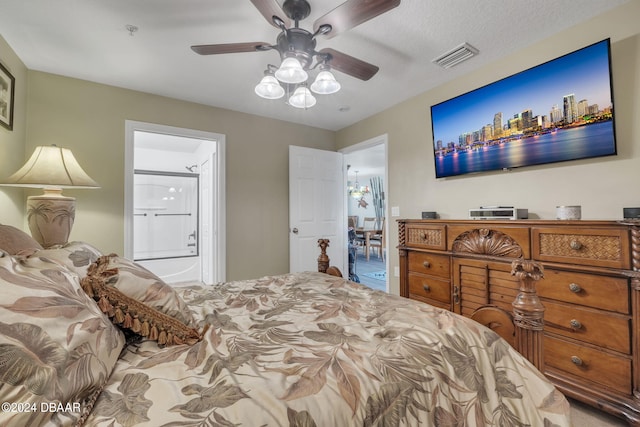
0, 224, 572, 426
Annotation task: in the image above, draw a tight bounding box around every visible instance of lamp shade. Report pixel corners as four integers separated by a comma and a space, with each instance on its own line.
1, 145, 99, 248
275, 57, 308, 84
2, 145, 99, 189
254, 75, 285, 99
310, 70, 341, 95
288, 86, 317, 109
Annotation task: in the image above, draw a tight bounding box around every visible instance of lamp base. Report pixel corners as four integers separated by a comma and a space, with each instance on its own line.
27, 191, 76, 248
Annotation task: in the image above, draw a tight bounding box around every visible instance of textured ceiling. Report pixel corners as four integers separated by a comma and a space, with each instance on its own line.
0, 0, 630, 131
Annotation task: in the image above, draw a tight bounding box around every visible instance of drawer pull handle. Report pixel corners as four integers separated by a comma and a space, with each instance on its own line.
423, 261, 431, 268
569, 240, 583, 250
423, 285, 431, 292
570, 319, 582, 330
420, 232, 427, 240
570, 356, 583, 366
568, 283, 582, 293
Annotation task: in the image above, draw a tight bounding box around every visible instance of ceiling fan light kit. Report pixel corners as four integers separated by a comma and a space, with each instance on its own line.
289, 86, 317, 109
192, 0, 402, 109
254, 74, 285, 99
311, 70, 341, 95
274, 56, 308, 84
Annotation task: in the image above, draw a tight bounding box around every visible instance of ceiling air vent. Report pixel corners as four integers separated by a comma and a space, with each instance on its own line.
433, 43, 479, 69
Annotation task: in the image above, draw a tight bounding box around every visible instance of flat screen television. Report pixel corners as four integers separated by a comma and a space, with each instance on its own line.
430, 39, 616, 179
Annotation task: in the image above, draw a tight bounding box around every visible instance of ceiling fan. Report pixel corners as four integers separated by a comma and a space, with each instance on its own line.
191, 0, 401, 108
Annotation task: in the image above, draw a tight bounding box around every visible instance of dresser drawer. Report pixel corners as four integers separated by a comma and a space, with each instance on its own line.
537, 269, 629, 313
544, 335, 631, 395
543, 300, 631, 354
532, 227, 630, 269
405, 224, 446, 250
408, 252, 450, 278
408, 273, 450, 304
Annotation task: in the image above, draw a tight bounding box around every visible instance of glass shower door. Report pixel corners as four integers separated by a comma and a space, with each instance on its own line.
133, 171, 199, 260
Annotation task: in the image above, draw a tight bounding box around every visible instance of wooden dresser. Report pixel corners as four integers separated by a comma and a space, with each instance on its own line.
397, 219, 640, 425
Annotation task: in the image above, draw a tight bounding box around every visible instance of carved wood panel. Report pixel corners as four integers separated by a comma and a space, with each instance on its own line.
452, 228, 523, 258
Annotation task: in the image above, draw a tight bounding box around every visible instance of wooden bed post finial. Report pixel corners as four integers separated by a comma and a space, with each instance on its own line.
511, 258, 545, 371
317, 238, 330, 273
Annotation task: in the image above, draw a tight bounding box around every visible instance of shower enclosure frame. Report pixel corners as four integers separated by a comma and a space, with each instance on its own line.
133, 169, 200, 262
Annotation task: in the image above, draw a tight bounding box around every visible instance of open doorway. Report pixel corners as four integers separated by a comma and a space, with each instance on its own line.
124, 121, 226, 285
341, 135, 388, 292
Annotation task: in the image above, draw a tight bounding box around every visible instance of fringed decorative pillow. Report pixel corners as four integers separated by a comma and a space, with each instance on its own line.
0, 252, 125, 427
81, 255, 204, 346
91, 254, 195, 326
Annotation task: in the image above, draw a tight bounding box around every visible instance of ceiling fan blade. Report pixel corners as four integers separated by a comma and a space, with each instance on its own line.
250, 0, 291, 29
191, 42, 271, 55
320, 48, 379, 81
314, 0, 401, 39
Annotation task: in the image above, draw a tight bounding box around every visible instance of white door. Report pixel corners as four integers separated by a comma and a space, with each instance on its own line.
200, 157, 212, 284
289, 146, 345, 274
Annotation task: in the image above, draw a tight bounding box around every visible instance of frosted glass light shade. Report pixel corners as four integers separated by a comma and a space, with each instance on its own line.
310, 70, 341, 94
275, 57, 308, 84
254, 75, 285, 99
288, 87, 317, 109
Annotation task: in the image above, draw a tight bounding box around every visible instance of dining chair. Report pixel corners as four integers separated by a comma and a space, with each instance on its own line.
368, 217, 385, 262
361, 217, 381, 261
354, 217, 376, 257
362, 217, 377, 230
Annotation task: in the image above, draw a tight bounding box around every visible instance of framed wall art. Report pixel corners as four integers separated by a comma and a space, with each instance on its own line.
0, 61, 15, 130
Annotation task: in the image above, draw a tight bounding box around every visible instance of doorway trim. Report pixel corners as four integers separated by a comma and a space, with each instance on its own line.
339, 134, 389, 289
124, 120, 226, 283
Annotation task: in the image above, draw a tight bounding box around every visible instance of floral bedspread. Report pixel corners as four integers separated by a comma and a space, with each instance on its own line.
84, 272, 571, 426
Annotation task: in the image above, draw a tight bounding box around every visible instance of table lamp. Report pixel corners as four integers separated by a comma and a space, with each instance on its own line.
0, 145, 99, 247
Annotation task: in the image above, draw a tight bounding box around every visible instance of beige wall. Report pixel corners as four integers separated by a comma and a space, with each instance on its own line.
336, 1, 640, 295
0, 35, 28, 226
4, 2, 639, 289
24, 72, 335, 280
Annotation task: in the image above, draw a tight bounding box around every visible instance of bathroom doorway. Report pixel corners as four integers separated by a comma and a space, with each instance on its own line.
124, 121, 226, 285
